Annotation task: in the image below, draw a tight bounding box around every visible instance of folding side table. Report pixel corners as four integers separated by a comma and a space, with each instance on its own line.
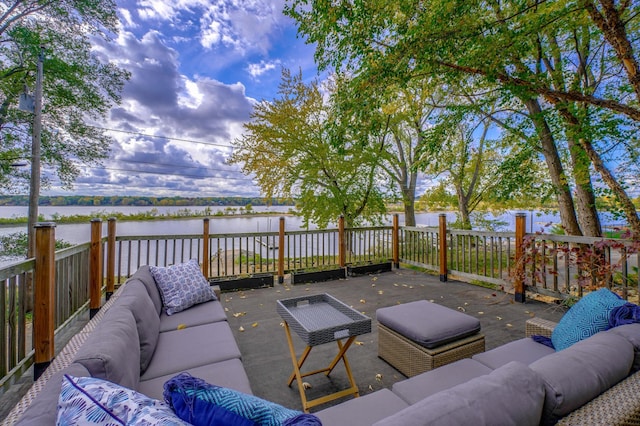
276, 293, 372, 412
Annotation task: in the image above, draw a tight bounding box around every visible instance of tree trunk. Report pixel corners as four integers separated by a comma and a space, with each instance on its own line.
566, 135, 602, 237
524, 98, 582, 235
401, 169, 418, 226
554, 106, 602, 236
455, 187, 472, 229
582, 0, 640, 103
580, 138, 640, 235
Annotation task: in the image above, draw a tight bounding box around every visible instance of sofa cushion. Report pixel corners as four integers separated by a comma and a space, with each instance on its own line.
376, 300, 480, 348
117, 280, 161, 373
392, 358, 493, 404
472, 337, 555, 369
15, 363, 90, 426
132, 265, 164, 315
151, 259, 216, 315
316, 389, 409, 426
530, 330, 634, 423
159, 299, 228, 332
73, 306, 141, 390
373, 361, 545, 426
163, 373, 321, 426
141, 321, 241, 381
551, 288, 626, 351
138, 358, 253, 401
57, 375, 189, 425
608, 323, 640, 373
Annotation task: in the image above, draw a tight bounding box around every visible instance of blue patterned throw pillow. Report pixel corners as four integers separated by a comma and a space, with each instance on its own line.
56, 375, 189, 425
163, 373, 322, 426
150, 259, 216, 315
551, 288, 627, 351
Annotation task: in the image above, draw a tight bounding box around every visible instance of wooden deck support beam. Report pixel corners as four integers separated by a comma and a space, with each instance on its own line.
392, 214, 400, 268
106, 218, 116, 300
338, 215, 346, 268
89, 219, 102, 319
439, 214, 448, 282
514, 213, 527, 303
33, 222, 55, 380
278, 217, 285, 284
203, 218, 210, 278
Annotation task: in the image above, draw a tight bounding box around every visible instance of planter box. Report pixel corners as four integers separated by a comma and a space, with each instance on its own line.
291, 268, 346, 285
210, 273, 274, 292
347, 261, 393, 277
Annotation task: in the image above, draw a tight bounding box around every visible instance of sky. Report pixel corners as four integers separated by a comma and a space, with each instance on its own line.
49, 0, 320, 198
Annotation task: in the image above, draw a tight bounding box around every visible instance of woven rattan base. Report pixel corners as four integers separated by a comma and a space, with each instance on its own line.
378, 323, 485, 377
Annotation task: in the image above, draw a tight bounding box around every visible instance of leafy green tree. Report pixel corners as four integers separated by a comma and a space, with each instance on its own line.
285, 0, 640, 235
230, 69, 386, 229
0, 0, 129, 193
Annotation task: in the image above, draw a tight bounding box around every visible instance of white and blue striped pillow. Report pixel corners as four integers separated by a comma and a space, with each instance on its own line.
56, 375, 189, 425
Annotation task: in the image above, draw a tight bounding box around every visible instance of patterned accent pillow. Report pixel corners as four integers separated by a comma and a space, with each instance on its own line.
551, 288, 627, 351
150, 259, 216, 315
56, 375, 190, 425
163, 373, 322, 426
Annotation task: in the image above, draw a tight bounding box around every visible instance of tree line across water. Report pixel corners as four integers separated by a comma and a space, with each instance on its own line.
0, 196, 294, 207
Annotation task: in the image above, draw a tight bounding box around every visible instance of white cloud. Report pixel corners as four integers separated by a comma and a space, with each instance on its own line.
246, 60, 279, 78
119, 8, 136, 28
131, 0, 287, 55
86, 29, 258, 196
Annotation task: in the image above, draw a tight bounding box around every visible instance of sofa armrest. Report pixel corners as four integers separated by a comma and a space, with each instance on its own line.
557, 370, 640, 425
525, 317, 557, 338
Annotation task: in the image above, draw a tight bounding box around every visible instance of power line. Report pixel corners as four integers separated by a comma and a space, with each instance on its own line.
86, 165, 255, 181
89, 125, 235, 149
116, 158, 247, 175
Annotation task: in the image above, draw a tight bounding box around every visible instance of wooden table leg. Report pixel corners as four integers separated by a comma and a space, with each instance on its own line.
283, 326, 361, 412
325, 336, 355, 376
287, 345, 312, 386
283, 322, 310, 411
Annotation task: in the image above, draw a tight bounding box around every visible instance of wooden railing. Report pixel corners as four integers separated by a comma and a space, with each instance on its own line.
3, 212, 639, 393
1, 223, 90, 393
110, 217, 394, 284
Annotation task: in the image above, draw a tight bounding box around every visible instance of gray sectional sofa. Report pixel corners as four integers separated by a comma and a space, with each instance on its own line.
10, 264, 640, 425
315, 318, 640, 426
14, 265, 253, 425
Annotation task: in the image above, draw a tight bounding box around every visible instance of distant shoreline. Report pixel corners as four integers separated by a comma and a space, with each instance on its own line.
0, 209, 297, 227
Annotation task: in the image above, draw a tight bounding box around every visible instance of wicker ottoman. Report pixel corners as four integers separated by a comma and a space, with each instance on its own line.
377, 300, 485, 377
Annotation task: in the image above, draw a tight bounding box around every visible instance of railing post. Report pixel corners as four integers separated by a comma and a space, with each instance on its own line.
106, 218, 116, 300
514, 213, 527, 303
33, 222, 55, 380
439, 214, 448, 282
338, 215, 346, 268
278, 217, 285, 284
203, 218, 210, 278
392, 214, 399, 268
89, 219, 102, 319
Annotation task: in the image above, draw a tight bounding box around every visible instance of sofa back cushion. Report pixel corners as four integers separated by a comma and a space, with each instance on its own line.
73, 306, 141, 390
116, 280, 161, 373
15, 363, 91, 426
608, 323, 640, 373
373, 361, 545, 426
131, 265, 163, 315
530, 330, 633, 423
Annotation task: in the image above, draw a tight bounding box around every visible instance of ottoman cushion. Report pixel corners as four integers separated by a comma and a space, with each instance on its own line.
377, 300, 480, 349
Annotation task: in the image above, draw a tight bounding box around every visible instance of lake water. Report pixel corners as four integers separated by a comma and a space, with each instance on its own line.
0, 205, 566, 244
